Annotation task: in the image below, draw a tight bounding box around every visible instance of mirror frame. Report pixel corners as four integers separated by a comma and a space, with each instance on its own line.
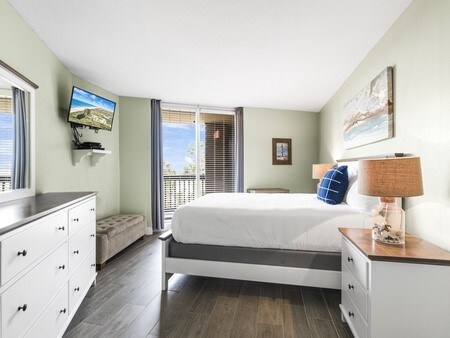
0, 62, 36, 203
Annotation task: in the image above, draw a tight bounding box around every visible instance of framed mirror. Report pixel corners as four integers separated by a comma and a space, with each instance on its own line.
0, 60, 36, 203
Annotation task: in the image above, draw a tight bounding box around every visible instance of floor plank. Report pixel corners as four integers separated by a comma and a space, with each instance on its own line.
256, 323, 284, 338
203, 296, 239, 337
257, 283, 284, 325
282, 304, 311, 338
309, 319, 339, 338
302, 287, 332, 320
230, 282, 261, 338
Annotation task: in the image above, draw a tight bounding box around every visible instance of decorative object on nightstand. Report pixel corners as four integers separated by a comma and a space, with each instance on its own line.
339, 228, 450, 338
312, 163, 335, 190
358, 156, 423, 245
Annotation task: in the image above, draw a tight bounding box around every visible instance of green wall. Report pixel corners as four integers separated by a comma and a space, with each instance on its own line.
244, 107, 318, 193
119, 97, 151, 226
319, 0, 450, 250
0, 0, 120, 218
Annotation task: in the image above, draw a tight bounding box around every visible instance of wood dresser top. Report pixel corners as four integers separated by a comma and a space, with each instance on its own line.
0, 192, 97, 236
339, 228, 450, 266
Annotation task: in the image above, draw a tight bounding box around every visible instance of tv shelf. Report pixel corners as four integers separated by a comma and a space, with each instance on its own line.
72, 149, 111, 166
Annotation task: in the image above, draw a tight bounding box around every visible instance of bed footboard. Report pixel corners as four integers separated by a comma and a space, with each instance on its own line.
159, 230, 174, 290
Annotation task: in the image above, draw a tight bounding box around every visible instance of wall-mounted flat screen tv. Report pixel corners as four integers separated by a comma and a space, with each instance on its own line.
67, 86, 116, 131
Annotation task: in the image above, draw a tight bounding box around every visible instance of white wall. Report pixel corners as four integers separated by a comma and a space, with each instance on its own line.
244, 107, 318, 193
319, 0, 450, 250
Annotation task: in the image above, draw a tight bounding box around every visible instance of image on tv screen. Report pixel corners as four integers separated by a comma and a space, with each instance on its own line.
68, 87, 116, 131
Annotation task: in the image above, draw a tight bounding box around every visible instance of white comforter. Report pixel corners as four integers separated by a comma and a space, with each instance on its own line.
171, 193, 369, 252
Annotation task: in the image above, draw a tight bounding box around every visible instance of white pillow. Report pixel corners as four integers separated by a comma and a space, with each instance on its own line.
346, 179, 379, 213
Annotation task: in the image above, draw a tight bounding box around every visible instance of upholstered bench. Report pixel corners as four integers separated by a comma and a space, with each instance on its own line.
96, 214, 146, 270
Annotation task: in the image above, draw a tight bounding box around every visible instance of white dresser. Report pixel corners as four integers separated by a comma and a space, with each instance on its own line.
339, 228, 450, 338
0, 192, 97, 338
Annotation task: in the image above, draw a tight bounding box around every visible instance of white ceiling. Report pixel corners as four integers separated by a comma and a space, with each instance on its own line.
8, 0, 411, 111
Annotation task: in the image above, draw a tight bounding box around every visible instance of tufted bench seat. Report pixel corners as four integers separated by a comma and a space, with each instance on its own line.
96, 214, 146, 270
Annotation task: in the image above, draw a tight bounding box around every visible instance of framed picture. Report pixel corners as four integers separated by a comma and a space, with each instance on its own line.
343, 67, 394, 149
272, 138, 292, 165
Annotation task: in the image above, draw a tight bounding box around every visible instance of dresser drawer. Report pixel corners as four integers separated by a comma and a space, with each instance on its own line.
1, 211, 68, 286
342, 290, 368, 338
68, 198, 96, 235
342, 238, 368, 289
69, 221, 95, 273
1, 242, 68, 338
25, 284, 68, 338
342, 264, 368, 321
69, 247, 96, 314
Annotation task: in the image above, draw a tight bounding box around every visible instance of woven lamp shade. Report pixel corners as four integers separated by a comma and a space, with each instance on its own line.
312, 163, 335, 179
358, 157, 423, 197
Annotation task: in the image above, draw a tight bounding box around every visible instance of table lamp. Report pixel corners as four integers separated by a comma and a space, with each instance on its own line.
312, 163, 335, 190
358, 156, 423, 245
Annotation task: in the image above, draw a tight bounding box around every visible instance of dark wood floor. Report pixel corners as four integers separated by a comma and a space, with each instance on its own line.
64, 234, 353, 338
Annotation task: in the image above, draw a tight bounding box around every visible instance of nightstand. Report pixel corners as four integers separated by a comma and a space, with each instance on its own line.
246, 188, 289, 193
339, 228, 450, 338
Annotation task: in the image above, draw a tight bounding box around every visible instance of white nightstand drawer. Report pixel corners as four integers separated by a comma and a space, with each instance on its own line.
69, 247, 96, 313
1, 242, 68, 338
342, 263, 368, 321
68, 198, 96, 235
342, 238, 368, 289
1, 211, 67, 286
69, 221, 95, 273
342, 290, 367, 338
25, 284, 68, 338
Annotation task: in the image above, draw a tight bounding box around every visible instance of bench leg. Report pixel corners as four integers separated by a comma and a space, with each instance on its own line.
96, 263, 105, 271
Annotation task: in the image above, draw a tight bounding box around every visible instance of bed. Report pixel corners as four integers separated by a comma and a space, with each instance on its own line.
159, 156, 397, 290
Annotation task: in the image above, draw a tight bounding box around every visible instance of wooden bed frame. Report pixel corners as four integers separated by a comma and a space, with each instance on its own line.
159, 153, 406, 291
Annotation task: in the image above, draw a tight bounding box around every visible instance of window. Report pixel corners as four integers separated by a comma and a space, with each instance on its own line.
162, 105, 236, 217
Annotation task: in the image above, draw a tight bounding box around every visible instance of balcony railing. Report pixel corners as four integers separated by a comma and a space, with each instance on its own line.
163, 174, 205, 213
0, 175, 11, 192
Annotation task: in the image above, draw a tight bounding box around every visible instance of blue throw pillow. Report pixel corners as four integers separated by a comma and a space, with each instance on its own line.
317, 165, 349, 205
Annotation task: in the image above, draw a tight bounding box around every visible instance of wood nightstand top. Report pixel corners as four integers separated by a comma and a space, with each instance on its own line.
339, 228, 450, 266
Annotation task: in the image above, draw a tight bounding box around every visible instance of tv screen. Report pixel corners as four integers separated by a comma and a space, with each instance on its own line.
67, 86, 116, 131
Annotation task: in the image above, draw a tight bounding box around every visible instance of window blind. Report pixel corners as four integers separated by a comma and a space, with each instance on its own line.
0, 96, 13, 192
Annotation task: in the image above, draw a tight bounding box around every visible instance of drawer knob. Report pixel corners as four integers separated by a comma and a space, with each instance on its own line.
74, 250, 80, 254
348, 284, 354, 290
58, 226, 65, 231
73, 218, 79, 222
17, 250, 27, 256
60, 308, 67, 314
90, 208, 95, 211
90, 234, 95, 238
59, 265, 65, 270
347, 257, 353, 262
18, 304, 27, 312
74, 287, 80, 292
348, 311, 355, 317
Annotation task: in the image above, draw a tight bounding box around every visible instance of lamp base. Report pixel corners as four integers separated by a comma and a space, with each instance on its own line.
371, 199, 405, 245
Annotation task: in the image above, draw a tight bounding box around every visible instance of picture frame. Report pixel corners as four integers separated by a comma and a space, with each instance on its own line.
272, 138, 292, 165
343, 67, 394, 149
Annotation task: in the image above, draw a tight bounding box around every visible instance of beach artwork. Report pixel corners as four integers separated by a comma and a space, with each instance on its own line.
68, 87, 116, 130
343, 67, 394, 149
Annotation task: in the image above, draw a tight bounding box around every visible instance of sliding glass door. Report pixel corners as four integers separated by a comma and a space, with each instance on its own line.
162, 105, 235, 218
